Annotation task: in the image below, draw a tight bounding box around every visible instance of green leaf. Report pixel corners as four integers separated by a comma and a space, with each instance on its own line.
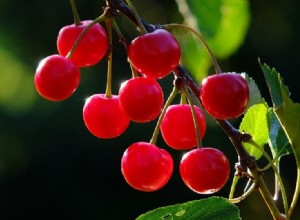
136, 197, 240, 220
260, 63, 290, 108
174, 0, 250, 79
241, 73, 263, 110
239, 103, 269, 159
260, 62, 300, 211
275, 97, 300, 156
260, 63, 300, 156
268, 108, 292, 158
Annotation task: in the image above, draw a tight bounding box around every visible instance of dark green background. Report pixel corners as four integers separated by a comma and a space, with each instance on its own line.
0, 0, 299, 219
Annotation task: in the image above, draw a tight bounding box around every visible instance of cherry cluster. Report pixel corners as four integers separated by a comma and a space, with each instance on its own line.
34, 6, 250, 194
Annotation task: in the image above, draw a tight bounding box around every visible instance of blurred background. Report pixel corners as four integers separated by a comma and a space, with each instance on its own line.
0, 0, 299, 219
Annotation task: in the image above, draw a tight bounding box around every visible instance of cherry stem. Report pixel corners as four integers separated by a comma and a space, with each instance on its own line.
110, 19, 138, 78
150, 85, 179, 145
265, 147, 282, 202
289, 169, 300, 218
182, 86, 202, 148
274, 166, 281, 202
162, 23, 222, 74
125, 0, 148, 34
111, 19, 128, 50
70, 0, 81, 25
105, 18, 113, 98
254, 168, 286, 220
66, 14, 106, 59
180, 93, 187, 104
229, 182, 256, 204
129, 64, 139, 78
229, 175, 241, 200
247, 140, 289, 218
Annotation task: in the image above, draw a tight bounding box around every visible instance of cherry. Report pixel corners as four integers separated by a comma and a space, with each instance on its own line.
119, 77, 164, 123
128, 29, 180, 79
121, 142, 173, 192
34, 54, 80, 101
57, 20, 108, 67
179, 147, 230, 194
160, 104, 206, 150
200, 73, 249, 120
83, 94, 130, 138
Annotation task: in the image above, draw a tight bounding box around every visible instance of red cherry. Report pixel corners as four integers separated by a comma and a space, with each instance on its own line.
83, 94, 130, 138
121, 142, 173, 192
128, 29, 180, 79
34, 54, 80, 101
57, 20, 108, 67
119, 77, 164, 123
160, 104, 206, 150
180, 148, 230, 194
200, 73, 249, 120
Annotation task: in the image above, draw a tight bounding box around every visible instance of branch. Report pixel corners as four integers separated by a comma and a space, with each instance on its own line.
105, 0, 155, 32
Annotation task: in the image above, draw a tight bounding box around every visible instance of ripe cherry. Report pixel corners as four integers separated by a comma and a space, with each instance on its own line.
34, 54, 80, 101
128, 29, 180, 79
83, 94, 130, 138
57, 20, 108, 67
200, 73, 249, 120
160, 104, 206, 150
119, 77, 164, 123
121, 142, 173, 192
180, 147, 230, 194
